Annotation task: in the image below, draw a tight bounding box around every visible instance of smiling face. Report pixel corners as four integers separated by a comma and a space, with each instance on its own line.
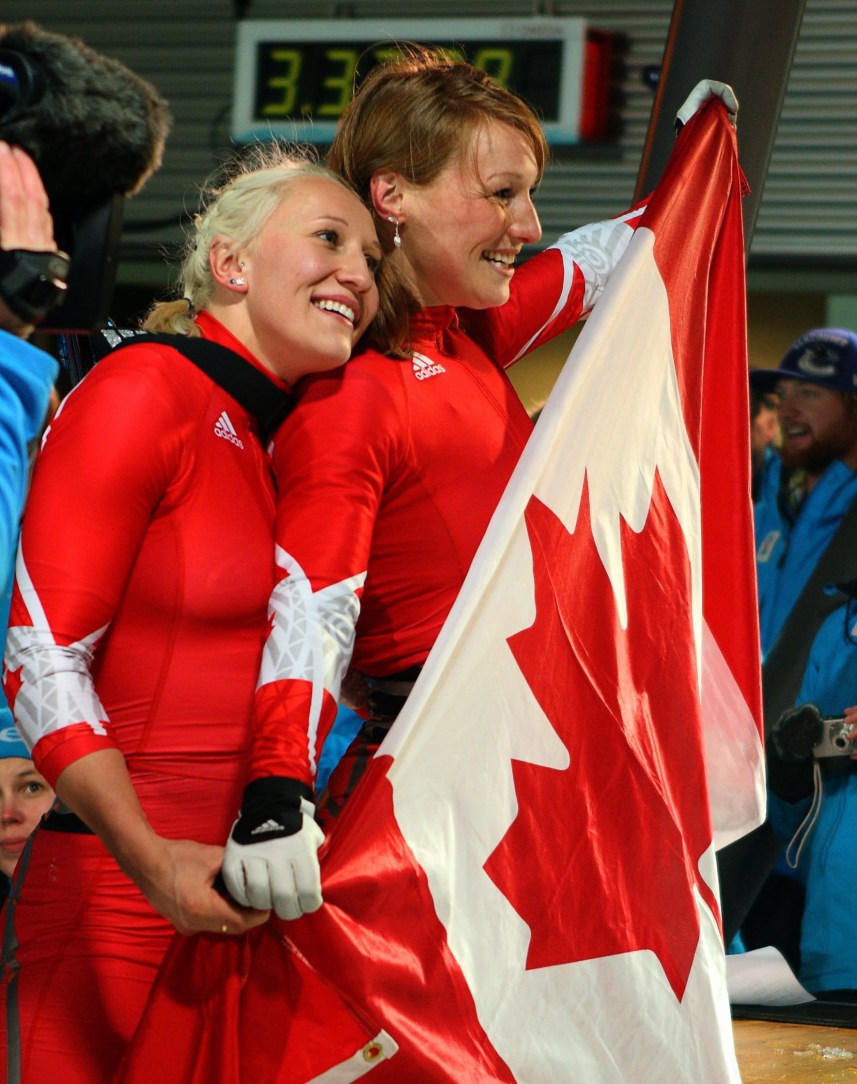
0, 758, 54, 878
394, 120, 542, 310
215, 174, 382, 384
776, 378, 857, 483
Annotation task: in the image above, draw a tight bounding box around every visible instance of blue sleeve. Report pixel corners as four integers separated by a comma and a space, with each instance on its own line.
0, 331, 58, 573
0, 331, 58, 730
768, 605, 857, 842
796, 606, 857, 718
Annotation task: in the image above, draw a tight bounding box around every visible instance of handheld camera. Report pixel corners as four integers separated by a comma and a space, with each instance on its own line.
813, 716, 857, 759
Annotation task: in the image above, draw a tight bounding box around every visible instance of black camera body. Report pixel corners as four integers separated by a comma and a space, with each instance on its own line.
813, 716, 857, 759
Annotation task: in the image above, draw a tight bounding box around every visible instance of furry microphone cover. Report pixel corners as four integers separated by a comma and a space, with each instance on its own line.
0, 20, 172, 208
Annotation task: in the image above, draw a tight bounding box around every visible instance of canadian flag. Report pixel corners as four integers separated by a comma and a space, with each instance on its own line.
118, 101, 763, 1084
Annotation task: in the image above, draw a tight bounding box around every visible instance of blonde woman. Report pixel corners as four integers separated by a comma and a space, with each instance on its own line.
2, 149, 388, 1084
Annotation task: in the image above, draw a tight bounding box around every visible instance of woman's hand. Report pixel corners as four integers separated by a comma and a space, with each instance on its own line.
675, 80, 738, 131
130, 835, 271, 936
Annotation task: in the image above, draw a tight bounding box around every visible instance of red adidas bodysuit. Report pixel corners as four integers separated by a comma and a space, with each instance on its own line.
1, 312, 285, 1084
250, 212, 643, 788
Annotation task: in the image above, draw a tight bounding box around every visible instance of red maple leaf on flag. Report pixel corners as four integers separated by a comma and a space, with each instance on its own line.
484, 474, 719, 1001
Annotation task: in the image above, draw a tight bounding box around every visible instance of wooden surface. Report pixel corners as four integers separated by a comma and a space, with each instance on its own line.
734, 1019, 857, 1082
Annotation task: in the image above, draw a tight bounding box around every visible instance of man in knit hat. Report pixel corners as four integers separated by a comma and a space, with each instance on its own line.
751, 327, 857, 657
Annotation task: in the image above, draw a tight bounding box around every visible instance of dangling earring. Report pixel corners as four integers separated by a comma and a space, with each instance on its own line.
387, 216, 402, 249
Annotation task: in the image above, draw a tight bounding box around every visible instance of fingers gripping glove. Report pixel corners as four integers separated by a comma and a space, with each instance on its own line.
767, 703, 824, 802
223, 777, 324, 921
675, 79, 739, 132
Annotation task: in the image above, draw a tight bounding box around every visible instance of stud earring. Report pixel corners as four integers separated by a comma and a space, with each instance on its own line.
228, 277, 246, 286
387, 216, 402, 249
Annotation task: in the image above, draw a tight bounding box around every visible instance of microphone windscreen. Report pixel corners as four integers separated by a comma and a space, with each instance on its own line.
0, 20, 171, 207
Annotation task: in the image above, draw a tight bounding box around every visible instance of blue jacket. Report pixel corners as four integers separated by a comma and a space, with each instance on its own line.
755, 455, 857, 657
0, 331, 58, 731
768, 604, 857, 993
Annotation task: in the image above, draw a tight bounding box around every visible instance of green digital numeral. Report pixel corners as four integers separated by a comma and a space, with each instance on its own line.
261, 49, 303, 116
317, 48, 359, 116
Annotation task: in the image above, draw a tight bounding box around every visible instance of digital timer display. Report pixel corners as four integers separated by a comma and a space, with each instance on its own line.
253, 39, 562, 127
232, 19, 595, 145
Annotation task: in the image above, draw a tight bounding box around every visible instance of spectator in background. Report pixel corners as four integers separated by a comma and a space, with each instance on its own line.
750, 385, 780, 500
751, 328, 857, 657
0, 726, 54, 907
765, 609, 857, 995
723, 327, 857, 960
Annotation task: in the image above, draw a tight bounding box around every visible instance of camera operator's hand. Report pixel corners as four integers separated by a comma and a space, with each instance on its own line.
0, 141, 67, 339
767, 703, 823, 802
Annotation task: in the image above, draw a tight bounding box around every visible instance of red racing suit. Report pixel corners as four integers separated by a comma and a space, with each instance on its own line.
249, 211, 643, 790
1, 312, 285, 1084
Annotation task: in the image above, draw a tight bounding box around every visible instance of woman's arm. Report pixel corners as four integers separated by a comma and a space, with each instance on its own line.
466, 82, 738, 370
57, 748, 268, 934
5, 353, 269, 934
223, 362, 399, 919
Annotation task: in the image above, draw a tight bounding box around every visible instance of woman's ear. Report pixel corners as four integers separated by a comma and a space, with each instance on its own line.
209, 236, 248, 292
369, 171, 404, 221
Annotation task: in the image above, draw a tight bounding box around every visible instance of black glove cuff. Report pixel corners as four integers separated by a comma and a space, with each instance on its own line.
242, 776, 313, 810
0, 248, 70, 325
232, 776, 314, 844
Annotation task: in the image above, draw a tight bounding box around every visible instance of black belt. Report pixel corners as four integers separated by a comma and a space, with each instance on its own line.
364, 665, 422, 722
42, 806, 93, 834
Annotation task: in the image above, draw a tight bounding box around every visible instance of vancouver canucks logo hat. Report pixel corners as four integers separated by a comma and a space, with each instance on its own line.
750, 327, 857, 395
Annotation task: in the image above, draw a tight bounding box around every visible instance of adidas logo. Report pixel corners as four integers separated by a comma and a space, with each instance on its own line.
214, 411, 244, 449
251, 818, 284, 835
411, 352, 446, 381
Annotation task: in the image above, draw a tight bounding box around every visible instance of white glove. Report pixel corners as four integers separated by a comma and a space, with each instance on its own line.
223, 786, 325, 921
675, 79, 738, 131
